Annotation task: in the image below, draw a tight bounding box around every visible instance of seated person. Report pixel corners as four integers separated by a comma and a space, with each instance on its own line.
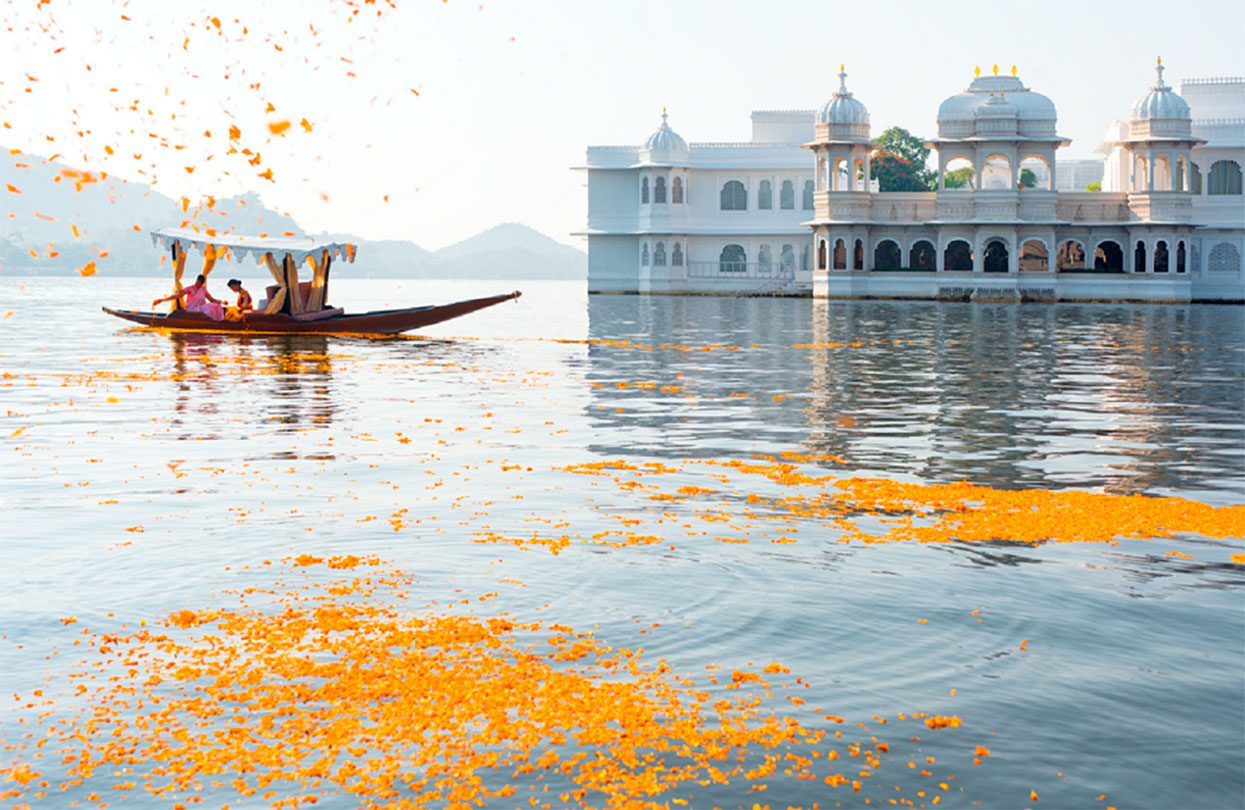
151, 274, 225, 321
225, 278, 253, 321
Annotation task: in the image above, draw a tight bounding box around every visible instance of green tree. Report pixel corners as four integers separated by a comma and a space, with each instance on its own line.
943, 167, 975, 190
871, 127, 935, 191
1019, 168, 1037, 188
1085, 180, 1102, 192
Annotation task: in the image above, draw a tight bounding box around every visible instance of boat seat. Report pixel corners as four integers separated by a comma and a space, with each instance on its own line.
292, 307, 344, 322
263, 283, 319, 312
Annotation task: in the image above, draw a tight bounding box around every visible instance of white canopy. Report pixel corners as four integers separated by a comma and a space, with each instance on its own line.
150, 228, 357, 265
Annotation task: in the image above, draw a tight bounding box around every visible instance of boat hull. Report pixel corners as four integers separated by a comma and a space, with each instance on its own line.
103, 291, 521, 335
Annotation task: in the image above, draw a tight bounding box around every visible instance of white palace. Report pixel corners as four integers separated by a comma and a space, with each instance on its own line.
575, 61, 1245, 303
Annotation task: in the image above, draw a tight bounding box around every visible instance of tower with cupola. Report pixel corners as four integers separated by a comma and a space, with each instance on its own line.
804, 67, 873, 273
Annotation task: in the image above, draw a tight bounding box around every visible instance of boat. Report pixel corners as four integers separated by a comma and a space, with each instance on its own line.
103, 228, 521, 335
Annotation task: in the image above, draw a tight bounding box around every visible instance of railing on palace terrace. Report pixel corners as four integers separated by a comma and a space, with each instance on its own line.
685, 261, 799, 281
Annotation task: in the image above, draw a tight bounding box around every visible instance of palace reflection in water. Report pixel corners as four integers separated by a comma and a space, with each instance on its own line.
585, 295, 1244, 501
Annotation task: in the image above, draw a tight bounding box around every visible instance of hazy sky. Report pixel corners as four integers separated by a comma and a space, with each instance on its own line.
2, 0, 1242, 249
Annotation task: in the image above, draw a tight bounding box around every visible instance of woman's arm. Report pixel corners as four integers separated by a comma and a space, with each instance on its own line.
151, 288, 189, 307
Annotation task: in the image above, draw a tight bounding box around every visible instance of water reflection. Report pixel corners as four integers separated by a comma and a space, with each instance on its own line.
585, 295, 1245, 500
164, 332, 339, 449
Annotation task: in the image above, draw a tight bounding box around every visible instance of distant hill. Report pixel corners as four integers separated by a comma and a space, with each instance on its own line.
1, 148, 585, 280
432, 223, 586, 280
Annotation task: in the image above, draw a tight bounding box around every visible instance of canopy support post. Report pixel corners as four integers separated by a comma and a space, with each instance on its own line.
169, 242, 187, 312
284, 253, 304, 315
262, 252, 288, 315
305, 250, 330, 312
322, 252, 333, 308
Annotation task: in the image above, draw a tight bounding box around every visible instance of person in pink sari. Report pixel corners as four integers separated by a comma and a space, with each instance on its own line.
152, 274, 225, 321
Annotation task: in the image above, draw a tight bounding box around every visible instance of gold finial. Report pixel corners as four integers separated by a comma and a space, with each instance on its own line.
840, 63, 845, 73
992, 63, 999, 76
1157, 55, 1162, 65
1011, 64, 1017, 76
974, 65, 981, 77
662, 105, 667, 114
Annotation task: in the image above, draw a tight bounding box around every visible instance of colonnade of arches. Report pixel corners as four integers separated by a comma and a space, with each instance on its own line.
938, 152, 1055, 191
813, 234, 1191, 273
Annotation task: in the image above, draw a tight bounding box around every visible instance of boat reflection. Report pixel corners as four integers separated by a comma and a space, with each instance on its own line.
164, 332, 339, 451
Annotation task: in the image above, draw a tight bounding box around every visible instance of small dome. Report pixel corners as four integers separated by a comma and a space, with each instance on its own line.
975, 91, 1017, 119
644, 109, 688, 152
817, 67, 869, 125
974, 92, 1017, 137
1131, 59, 1191, 121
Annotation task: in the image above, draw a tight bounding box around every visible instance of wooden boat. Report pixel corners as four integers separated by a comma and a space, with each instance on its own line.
103, 228, 521, 335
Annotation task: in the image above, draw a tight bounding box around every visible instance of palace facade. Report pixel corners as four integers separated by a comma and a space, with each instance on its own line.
577, 62, 1244, 303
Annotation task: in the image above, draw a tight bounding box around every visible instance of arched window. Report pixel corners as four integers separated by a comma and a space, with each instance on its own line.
1209, 242, 1241, 273
758, 180, 773, 210
983, 239, 1009, 273
780, 244, 795, 272
641, 242, 649, 266
817, 239, 827, 270
720, 244, 746, 273
1208, 160, 1243, 195
654, 176, 667, 204
803, 180, 815, 210
654, 241, 666, 266
853, 159, 866, 191
671, 242, 683, 266
780, 180, 794, 210
1056, 240, 1086, 271
1093, 241, 1123, 271
832, 239, 846, 270
909, 240, 936, 270
1176, 240, 1186, 273
758, 244, 772, 272
1018, 155, 1051, 190
1153, 240, 1169, 273
853, 239, 864, 270
834, 158, 849, 191
873, 240, 901, 271
720, 180, 747, 210
982, 155, 1012, 190
943, 157, 975, 190
1019, 239, 1048, 272
672, 176, 684, 204
641, 177, 649, 204
1134, 240, 1147, 273
1153, 156, 1171, 192
1133, 156, 1148, 191
944, 240, 973, 271
1191, 162, 1203, 195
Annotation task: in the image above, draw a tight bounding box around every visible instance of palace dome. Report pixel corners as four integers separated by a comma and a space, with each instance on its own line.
937, 68, 1057, 137
818, 67, 869, 126
643, 109, 688, 153
1131, 60, 1190, 121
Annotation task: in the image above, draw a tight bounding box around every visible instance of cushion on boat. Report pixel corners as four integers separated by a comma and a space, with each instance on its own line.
292, 307, 344, 322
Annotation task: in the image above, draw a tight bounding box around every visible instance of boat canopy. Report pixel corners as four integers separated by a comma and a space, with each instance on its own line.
151, 227, 356, 316
150, 228, 356, 265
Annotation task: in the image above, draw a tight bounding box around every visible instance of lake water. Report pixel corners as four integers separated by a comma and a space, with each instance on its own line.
1, 277, 1242, 809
